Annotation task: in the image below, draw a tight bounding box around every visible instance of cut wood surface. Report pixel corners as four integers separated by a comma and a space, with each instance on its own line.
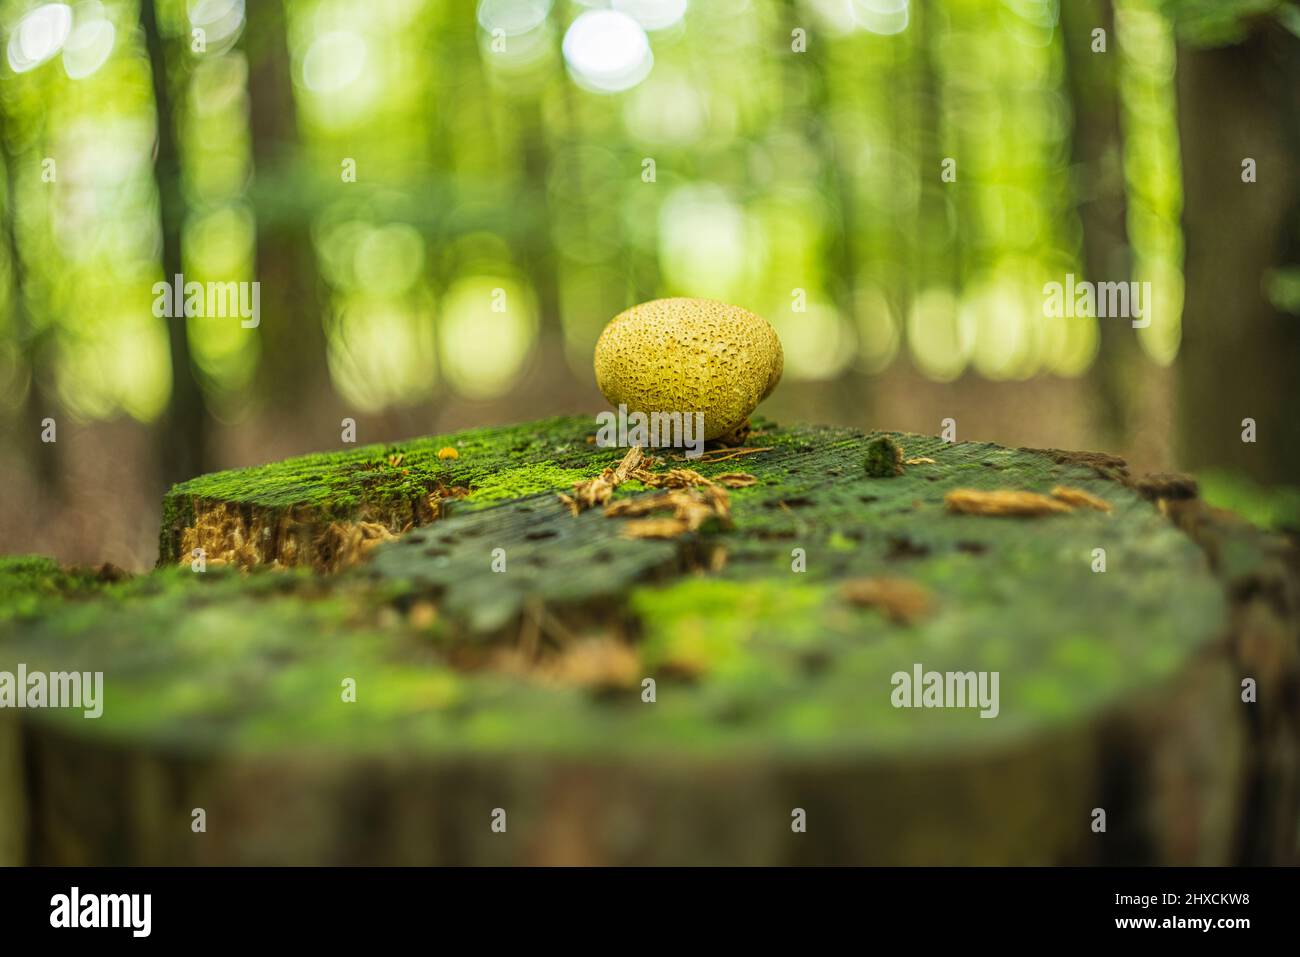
1, 416, 1296, 865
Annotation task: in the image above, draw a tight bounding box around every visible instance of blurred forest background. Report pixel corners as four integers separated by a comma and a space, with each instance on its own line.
0, 0, 1298, 570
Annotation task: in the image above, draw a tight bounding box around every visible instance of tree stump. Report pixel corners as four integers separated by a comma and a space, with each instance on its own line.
2, 417, 1297, 865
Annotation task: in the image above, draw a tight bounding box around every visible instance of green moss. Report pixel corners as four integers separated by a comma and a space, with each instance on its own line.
464, 463, 596, 504
0, 556, 106, 621
632, 578, 829, 676
157, 416, 614, 563
863, 435, 905, 477
3, 415, 1232, 765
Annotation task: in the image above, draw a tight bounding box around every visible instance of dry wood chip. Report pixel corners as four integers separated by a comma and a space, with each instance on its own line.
559, 446, 650, 515
612, 445, 649, 481
944, 488, 1073, 517
1050, 485, 1113, 513
604, 492, 677, 517
904, 457, 936, 466
614, 487, 731, 538
622, 517, 693, 539
715, 473, 758, 487
566, 446, 749, 534
677, 493, 724, 531
840, 577, 934, 625
632, 467, 705, 489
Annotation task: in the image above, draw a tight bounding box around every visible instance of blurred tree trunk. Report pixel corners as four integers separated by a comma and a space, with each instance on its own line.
1175, 23, 1300, 484
1061, 0, 1136, 451
794, 0, 869, 418
916, 0, 957, 292
516, 101, 563, 354
245, 0, 328, 406
143, 0, 209, 485
0, 100, 58, 488
797, 0, 857, 321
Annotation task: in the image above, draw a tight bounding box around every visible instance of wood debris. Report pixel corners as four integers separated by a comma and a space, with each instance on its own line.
494, 605, 638, 688
715, 473, 758, 488
614, 486, 733, 539
558, 446, 650, 515
905, 457, 936, 466
561, 446, 757, 536
840, 577, 934, 625
945, 485, 1115, 517
1050, 486, 1113, 513
621, 516, 698, 539
672, 446, 773, 464
424, 484, 470, 521
313, 521, 400, 573
612, 445, 649, 481
603, 491, 675, 517
538, 638, 640, 689
638, 467, 707, 489
945, 489, 1073, 517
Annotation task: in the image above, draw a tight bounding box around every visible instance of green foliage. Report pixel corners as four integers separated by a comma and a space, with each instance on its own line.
1199, 471, 1300, 530
0, 0, 1203, 427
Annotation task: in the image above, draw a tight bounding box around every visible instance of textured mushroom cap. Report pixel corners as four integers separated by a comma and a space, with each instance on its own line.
593, 298, 784, 440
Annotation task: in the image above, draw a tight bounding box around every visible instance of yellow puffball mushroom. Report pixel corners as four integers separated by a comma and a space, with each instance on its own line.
593, 298, 784, 443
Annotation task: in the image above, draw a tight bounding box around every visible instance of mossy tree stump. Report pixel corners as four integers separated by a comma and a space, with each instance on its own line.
2, 417, 1297, 865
